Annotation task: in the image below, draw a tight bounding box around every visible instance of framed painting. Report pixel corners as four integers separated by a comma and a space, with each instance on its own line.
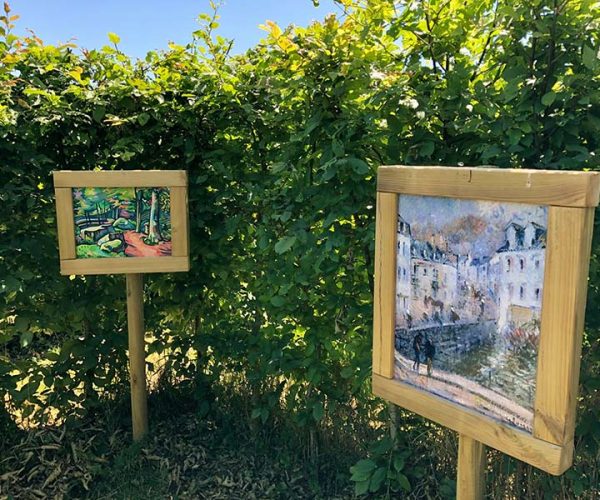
53, 170, 189, 275
372, 166, 600, 475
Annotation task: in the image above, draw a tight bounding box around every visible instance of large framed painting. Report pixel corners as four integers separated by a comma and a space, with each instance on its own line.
372, 166, 599, 475
53, 170, 189, 275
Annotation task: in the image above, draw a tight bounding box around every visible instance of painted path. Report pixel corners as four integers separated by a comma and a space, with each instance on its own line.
395, 353, 533, 431
123, 230, 172, 257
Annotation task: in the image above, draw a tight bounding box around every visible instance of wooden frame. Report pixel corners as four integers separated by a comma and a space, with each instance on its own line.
373, 165, 599, 475
53, 170, 189, 275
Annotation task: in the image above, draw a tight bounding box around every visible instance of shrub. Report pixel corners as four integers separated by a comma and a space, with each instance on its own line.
1, 0, 600, 496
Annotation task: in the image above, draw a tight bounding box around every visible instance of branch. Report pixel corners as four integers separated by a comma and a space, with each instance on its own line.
470, 2, 500, 82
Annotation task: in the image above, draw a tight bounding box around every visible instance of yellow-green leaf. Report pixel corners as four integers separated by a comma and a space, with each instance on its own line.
108, 32, 120, 45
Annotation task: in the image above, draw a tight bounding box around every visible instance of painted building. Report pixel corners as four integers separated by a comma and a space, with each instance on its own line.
410, 240, 458, 324
396, 216, 412, 322
395, 216, 459, 327
492, 221, 546, 331
396, 214, 546, 331
455, 254, 495, 322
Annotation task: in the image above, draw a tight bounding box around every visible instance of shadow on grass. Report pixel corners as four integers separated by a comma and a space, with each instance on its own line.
0, 382, 363, 499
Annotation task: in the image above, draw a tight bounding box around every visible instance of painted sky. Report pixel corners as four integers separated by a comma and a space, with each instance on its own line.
399, 195, 548, 258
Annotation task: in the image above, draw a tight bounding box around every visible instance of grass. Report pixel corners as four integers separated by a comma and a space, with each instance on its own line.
0, 384, 363, 499
76, 244, 123, 259
2, 365, 599, 499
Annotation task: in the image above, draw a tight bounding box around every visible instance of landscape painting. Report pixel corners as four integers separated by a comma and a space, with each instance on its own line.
394, 195, 547, 432
72, 187, 172, 258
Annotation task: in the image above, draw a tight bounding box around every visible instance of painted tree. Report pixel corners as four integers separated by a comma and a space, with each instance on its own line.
145, 188, 163, 244
80, 188, 109, 223
134, 188, 144, 232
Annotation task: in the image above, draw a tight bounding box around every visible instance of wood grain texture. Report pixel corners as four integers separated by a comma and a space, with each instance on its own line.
377, 166, 600, 207
53, 169, 187, 188
170, 187, 189, 258
126, 273, 148, 441
372, 374, 569, 475
533, 206, 595, 446
54, 188, 76, 260
60, 256, 190, 275
457, 435, 486, 500
372, 192, 398, 378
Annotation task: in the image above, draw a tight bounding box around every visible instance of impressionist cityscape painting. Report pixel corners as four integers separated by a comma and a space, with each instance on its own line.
72, 187, 172, 258
394, 195, 548, 432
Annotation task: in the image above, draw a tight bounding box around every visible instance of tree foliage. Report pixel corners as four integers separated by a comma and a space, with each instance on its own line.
2, 0, 600, 496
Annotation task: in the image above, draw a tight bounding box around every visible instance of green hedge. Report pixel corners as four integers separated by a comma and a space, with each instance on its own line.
2, 0, 600, 496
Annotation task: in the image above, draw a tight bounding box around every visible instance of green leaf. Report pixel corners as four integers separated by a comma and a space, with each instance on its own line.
312, 401, 324, 421
20, 331, 33, 347
369, 467, 387, 492
347, 157, 369, 174
269, 162, 287, 173
92, 105, 105, 123
304, 113, 322, 135
420, 141, 435, 156
541, 91, 556, 107
137, 112, 150, 126
14, 316, 29, 332
321, 166, 337, 181
371, 437, 393, 454
45, 351, 60, 362
260, 407, 269, 424
2, 276, 22, 293
393, 455, 405, 472
502, 79, 519, 102
507, 128, 521, 146
519, 121, 532, 133
350, 459, 377, 479
583, 45, 597, 69
108, 32, 121, 45
354, 479, 370, 496
398, 473, 411, 492
573, 479, 585, 496
332, 139, 344, 157
274, 235, 296, 254
270, 295, 285, 307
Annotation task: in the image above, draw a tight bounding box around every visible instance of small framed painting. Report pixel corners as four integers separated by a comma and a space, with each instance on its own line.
372, 166, 599, 475
53, 170, 189, 275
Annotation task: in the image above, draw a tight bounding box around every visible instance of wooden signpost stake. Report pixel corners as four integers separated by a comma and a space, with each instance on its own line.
53, 170, 189, 441
457, 435, 485, 500
126, 273, 148, 440
372, 166, 600, 499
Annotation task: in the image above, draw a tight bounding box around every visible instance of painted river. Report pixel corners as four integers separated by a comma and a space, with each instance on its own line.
396, 322, 538, 411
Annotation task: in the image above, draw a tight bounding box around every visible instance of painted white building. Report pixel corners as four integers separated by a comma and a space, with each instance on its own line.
396, 214, 546, 331
458, 254, 490, 292
395, 214, 459, 327
455, 254, 496, 322
492, 221, 546, 331
395, 217, 412, 324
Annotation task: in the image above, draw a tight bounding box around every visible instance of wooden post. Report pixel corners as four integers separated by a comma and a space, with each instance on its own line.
126, 273, 148, 440
457, 434, 485, 500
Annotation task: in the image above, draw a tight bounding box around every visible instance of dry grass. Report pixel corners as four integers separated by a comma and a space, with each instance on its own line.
0, 389, 358, 500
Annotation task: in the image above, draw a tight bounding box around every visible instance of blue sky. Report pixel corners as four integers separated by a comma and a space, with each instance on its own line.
9, 0, 339, 58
